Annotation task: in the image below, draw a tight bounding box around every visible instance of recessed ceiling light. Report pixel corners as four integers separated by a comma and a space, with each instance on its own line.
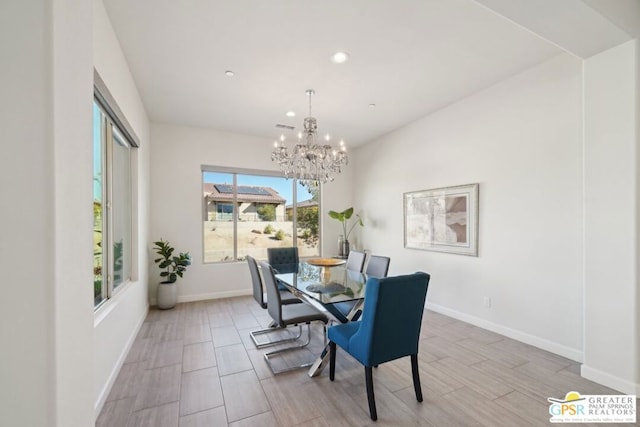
369, 103, 376, 109
330, 51, 350, 64
286, 111, 296, 118
224, 70, 235, 77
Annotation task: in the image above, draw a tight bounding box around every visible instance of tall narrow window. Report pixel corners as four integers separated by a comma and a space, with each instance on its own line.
203, 167, 320, 263
93, 99, 134, 308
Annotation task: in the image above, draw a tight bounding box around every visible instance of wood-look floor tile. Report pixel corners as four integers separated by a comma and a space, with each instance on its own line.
309, 375, 378, 427
371, 359, 414, 393
420, 336, 486, 365
211, 325, 242, 347
456, 337, 529, 368
182, 310, 209, 325
490, 339, 573, 372
220, 370, 271, 422
183, 323, 212, 345
464, 325, 505, 344
99, 296, 626, 427
431, 357, 513, 400
232, 312, 260, 329
348, 376, 425, 425
293, 416, 331, 427
516, 362, 621, 396
97, 397, 135, 427
127, 401, 179, 427
148, 321, 185, 342
417, 359, 465, 395
229, 297, 252, 314
228, 411, 279, 427
125, 337, 156, 364
494, 390, 551, 427
261, 374, 322, 426
182, 341, 216, 372
216, 343, 253, 376
395, 387, 471, 427
180, 367, 224, 416
208, 312, 235, 328
146, 309, 181, 324
441, 386, 532, 427
150, 339, 184, 368
472, 359, 558, 400
134, 364, 181, 411
178, 406, 227, 427
106, 361, 146, 401
246, 348, 274, 380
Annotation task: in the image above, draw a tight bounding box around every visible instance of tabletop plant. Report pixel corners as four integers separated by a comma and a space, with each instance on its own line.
153, 239, 191, 283
328, 207, 363, 242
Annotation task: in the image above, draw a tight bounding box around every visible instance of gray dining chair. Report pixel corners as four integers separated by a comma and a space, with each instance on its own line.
261, 261, 328, 374
267, 247, 299, 274
345, 250, 366, 273
247, 256, 303, 348
365, 255, 391, 278
326, 250, 371, 323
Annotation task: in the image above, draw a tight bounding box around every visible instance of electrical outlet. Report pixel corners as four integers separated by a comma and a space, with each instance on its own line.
483, 297, 491, 308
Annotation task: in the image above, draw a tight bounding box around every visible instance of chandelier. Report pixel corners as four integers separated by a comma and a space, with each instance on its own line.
271, 89, 348, 187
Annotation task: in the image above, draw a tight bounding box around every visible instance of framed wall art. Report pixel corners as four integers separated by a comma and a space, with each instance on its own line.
404, 183, 479, 256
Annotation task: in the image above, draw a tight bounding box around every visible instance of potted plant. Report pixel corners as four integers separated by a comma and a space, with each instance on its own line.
153, 239, 191, 309
328, 207, 363, 257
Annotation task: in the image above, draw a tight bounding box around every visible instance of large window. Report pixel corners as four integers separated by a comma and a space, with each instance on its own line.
93, 99, 134, 307
203, 167, 320, 263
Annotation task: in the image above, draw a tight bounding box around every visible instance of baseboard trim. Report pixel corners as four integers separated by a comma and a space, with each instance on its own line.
581, 364, 640, 395
93, 304, 149, 419
426, 302, 583, 362
177, 288, 252, 303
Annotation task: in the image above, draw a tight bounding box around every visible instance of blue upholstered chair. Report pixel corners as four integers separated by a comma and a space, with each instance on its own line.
328, 272, 431, 421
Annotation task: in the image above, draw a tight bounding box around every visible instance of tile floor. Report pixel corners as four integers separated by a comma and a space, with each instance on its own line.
97, 296, 633, 426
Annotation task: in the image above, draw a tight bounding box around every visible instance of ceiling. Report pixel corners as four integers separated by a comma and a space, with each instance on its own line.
103, 0, 636, 147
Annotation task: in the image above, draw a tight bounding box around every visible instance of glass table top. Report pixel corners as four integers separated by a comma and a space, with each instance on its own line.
275, 262, 367, 304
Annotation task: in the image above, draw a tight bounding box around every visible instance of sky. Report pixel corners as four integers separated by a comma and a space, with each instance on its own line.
203, 171, 313, 205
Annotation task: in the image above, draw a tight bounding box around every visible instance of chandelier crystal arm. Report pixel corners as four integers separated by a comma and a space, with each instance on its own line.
271, 89, 348, 187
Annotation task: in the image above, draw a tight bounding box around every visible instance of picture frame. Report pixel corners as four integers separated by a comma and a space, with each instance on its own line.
404, 183, 479, 256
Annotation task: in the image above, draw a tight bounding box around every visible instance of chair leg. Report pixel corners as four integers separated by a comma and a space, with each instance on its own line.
329, 342, 336, 381
411, 354, 423, 402
264, 323, 319, 374
250, 324, 303, 349
365, 366, 377, 421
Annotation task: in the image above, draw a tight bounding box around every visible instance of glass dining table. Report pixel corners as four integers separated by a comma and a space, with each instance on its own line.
275, 260, 368, 376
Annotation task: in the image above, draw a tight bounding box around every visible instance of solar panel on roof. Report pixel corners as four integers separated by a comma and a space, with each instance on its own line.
214, 184, 271, 196
214, 184, 234, 193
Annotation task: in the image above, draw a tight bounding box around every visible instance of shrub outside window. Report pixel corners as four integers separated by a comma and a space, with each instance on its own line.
203, 168, 320, 263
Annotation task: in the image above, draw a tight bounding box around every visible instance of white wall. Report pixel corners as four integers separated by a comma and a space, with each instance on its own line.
52, 0, 95, 425
150, 123, 353, 304
353, 53, 585, 360
92, 0, 151, 417
0, 1, 58, 425
582, 40, 639, 394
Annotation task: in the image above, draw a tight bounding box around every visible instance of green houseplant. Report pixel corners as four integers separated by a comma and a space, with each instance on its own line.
328, 207, 363, 257
153, 239, 191, 309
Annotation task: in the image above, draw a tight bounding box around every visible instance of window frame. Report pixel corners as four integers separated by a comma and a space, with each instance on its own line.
202, 165, 321, 263
93, 70, 139, 310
